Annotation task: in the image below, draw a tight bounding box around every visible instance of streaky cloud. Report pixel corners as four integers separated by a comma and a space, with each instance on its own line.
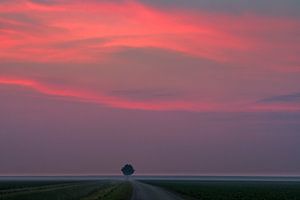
0, 0, 299, 72
259, 92, 300, 103
0, 76, 221, 112
1, 76, 300, 113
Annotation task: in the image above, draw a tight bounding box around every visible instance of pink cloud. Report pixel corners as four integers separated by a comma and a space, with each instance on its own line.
1, 1, 299, 113
0, 0, 298, 71
0, 76, 222, 112
1, 76, 299, 112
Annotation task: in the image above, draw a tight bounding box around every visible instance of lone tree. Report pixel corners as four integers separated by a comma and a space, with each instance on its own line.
121, 164, 135, 176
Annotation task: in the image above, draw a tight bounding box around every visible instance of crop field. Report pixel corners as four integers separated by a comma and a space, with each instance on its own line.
0, 180, 132, 200
144, 180, 300, 200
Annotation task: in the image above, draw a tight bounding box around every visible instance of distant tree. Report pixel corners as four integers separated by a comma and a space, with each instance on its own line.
121, 164, 135, 176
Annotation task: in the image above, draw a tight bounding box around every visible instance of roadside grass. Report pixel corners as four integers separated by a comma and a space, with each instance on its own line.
0, 180, 132, 200
0, 181, 109, 200
144, 180, 300, 200
0, 180, 74, 191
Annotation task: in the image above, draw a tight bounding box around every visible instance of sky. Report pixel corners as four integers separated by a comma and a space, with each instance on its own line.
0, 0, 300, 176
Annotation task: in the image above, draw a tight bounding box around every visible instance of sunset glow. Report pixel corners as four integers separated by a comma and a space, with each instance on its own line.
0, 0, 300, 176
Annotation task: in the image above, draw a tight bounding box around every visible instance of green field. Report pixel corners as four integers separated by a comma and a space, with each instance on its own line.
2, 178, 300, 200
0, 180, 132, 200
144, 180, 300, 200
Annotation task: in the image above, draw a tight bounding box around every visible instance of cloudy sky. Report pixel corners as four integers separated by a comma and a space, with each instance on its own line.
0, 0, 299, 176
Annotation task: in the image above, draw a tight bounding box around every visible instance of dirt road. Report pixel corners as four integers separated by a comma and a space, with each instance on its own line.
131, 181, 185, 200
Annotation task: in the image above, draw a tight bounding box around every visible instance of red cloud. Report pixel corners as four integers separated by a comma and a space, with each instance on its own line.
0, 76, 221, 112
1, 76, 299, 112
1, 1, 299, 112
0, 0, 299, 71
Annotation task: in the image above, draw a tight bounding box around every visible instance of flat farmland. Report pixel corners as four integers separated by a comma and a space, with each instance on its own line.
144, 180, 300, 200
0, 180, 132, 200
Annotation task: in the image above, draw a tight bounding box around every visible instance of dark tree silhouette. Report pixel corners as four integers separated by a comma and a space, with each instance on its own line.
121, 164, 135, 176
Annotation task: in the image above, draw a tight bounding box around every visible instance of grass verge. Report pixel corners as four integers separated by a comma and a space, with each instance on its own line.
144, 180, 300, 200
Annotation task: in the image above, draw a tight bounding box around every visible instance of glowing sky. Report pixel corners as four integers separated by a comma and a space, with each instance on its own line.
0, 0, 300, 175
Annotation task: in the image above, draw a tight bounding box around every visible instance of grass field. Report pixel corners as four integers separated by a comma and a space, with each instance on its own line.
144, 180, 300, 200
0, 180, 132, 200
2, 178, 300, 200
